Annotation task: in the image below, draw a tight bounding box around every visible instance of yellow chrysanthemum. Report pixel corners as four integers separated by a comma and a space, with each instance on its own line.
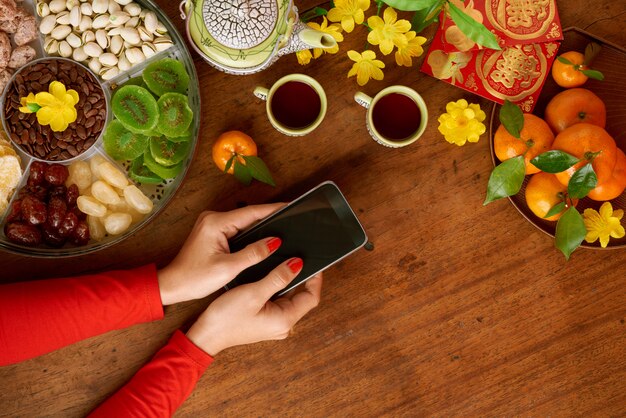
394, 31, 427, 67
327, 0, 370, 33
347, 50, 385, 86
437, 99, 486, 146
296, 49, 313, 65
307, 17, 344, 58
20, 81, 80, 132
583, 202, 625, 248
367, 7, 412, 55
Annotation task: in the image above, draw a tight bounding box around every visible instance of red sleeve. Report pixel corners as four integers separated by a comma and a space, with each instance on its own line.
0, 264, 163, 366
89, 330, 214, 417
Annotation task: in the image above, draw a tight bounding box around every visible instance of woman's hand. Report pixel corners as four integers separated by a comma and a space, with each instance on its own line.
157, 203, 285, 305
186, 258, 323, 356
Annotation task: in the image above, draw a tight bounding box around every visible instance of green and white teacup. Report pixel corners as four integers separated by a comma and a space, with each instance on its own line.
354, 85, 428, 148
253, 74, 327, 137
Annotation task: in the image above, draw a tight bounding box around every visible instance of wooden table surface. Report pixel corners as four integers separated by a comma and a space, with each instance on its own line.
1, 1, 625, 416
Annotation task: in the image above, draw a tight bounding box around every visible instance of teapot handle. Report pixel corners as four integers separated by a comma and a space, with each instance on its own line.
179, 0, 192, 20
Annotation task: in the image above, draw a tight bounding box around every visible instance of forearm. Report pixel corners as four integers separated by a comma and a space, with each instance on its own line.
0, 264, 163, 366
89, 330, 213, 417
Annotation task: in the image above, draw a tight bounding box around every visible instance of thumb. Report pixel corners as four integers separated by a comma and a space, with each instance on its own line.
252, 258, 303, 302
227, 237, 282, 272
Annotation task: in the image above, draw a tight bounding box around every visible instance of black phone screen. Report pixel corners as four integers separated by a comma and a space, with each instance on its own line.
226, 182, 367, 295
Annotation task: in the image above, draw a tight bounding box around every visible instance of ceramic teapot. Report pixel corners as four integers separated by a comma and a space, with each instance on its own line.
180, 0, 337, 75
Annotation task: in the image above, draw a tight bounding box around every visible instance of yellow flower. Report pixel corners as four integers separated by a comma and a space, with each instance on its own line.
23, 81, 80, 132
583, 202, 625, 248
18, 93, 38, 113
437, 99, 486, 146
347, 50, 385, 86
394, 31, 427, 67
367, 7, 412, 55
327, 0, 370, 33
307, 17, 344, 58
296, 49, 313, 65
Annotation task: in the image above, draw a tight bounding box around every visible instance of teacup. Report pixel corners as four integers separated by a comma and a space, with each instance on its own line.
354, 86, 428, 148
253, 74, 327, 136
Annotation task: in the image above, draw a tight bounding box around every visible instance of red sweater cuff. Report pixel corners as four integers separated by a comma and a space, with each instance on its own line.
136, 263, 164, 322
170, 330, 214, 369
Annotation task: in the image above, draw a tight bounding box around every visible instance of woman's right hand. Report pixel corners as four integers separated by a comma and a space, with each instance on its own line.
186, 258, 323, 356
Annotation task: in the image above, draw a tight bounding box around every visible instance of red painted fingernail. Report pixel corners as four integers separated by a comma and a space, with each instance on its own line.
287, 258, 303, 273
266, 237, 282, 253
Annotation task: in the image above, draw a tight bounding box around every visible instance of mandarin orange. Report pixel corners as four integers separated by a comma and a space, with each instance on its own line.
544, 88, 606, 134
212, 130, 257, 174
588, 148, 626, 201
525, 172, 578, 221
551, 51, 589, 88
494, 113, 554, 175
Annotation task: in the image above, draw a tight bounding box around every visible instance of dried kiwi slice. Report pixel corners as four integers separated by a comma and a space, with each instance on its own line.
143, 149, 183, 179
142, 58, 190, 96
130, 155, 163, 185
150, 136, 190, 166
103, 120, 149, 161
112, 85, 159, 134
156, 93, 193, 138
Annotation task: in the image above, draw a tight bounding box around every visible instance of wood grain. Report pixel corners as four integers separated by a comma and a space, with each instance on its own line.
1, 0, 625, 416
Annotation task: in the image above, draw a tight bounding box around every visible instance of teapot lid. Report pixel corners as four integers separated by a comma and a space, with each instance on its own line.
184, 0, 294, 73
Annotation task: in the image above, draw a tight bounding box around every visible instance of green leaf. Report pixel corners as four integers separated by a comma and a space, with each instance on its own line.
581, 69, 604, 81
544, 201, 566, 219
530, 150, 579, 173
242, 155, 276, 187
583, 42, 601, 66
447, 2, 500, 50
555, 207, 586, 260
411, 0, 444, 33
484, 155, 525, 205
381, 0, 440, 11
233, 159, 252, 186
568, 163, 597, 199
498, 100, 524, 139
224, 155, 235, 173
557, 56, 574, 66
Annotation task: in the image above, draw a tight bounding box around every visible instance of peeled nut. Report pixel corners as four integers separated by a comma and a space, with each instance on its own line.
77, 196, 107, 218
124, 185, 154, 214
99, 162, 128, 189
92, 180, 121, 205
87, 215, 106, 241
104, 213, 132, 235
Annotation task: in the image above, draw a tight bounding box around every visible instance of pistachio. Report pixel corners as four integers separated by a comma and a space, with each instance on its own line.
80, 3, 93, 16
107, 27, 122, 37
138, 26, 153, 42
115, 0, 134, 6
72, 46, 88, 62
55, 11, 70, 25
143, 11, 157, 34
109, 10, 130, 26
100, 66, 119, 80
125, 16, 140, 28
99, 52, 118, 66
92, 0, 108, 14
95, 29, 109, 49
66, 32, 83, 48
69, 6, 82, 27
141, 43, 156, 58
84, 41, 104, 57
153, 37, 173, 52
40, 14, 57, 35
59, 40, 72, 58
51, 25, 72, 40
49, 0, 67, 14
109, 35, 124, 55
79, 15, 92, 32
123, 3, 141, 17
119, 27, 140, 45
117, 55, 131, 71
37, 2, 51, 18
108, 0, 122, 14
65, 0, 79, 10
125, 47, 144, 64
92, 14, 110, 29
88, 57, 102, 73
155, 22, 167, 36
44, 37, 60, 55
82, 30, 96, 44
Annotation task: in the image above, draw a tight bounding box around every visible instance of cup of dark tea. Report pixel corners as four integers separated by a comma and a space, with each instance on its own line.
354, 86, 428, 148
253, 74, 327, 136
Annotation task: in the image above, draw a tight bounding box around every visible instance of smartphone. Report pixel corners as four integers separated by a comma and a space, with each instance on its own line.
226, 181, 368, 296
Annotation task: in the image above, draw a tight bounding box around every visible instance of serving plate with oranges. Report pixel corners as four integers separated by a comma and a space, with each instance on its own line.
488, 27, 626, 253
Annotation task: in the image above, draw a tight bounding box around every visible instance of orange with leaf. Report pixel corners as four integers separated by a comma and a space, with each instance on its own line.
525, 172, 578, 221
551, 43, 604, 88
587, 148, 626, 201
212, 130, 275, 186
